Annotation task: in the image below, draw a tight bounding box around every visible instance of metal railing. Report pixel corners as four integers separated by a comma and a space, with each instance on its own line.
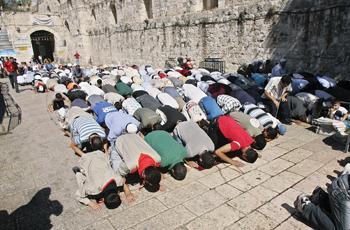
199, 58, 225, 73
0, 83, 21, 134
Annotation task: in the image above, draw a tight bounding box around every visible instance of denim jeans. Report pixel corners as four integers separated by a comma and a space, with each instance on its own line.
302, 165, 350, 230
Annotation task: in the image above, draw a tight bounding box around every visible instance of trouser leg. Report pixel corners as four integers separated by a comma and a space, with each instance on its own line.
302, 203, 336, 230
0, 94, 5, 124
9, 73, 15, 89
278, 101, 291, 123
262, 98, 277, 116
13, 73, 19, 93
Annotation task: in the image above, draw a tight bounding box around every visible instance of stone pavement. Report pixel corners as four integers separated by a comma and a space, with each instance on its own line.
0, 82, 348, 230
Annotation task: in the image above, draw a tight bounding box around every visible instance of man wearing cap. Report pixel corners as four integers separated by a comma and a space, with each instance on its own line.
203, 115, 259, 171
173, 121, 216, 169
73, 150, 134, 210
111, 134, 162, 192
105, 110, 140, 144
144, 130, 188, 180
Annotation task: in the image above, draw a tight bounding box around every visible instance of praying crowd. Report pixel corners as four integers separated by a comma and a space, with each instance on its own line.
5, 56, 350, 229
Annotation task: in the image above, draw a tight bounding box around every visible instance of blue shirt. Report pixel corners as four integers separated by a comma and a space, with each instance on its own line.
199, 96, 223, 120
105, 111, 140, 141
92, 101, 117, 125
271, 63, 286, 77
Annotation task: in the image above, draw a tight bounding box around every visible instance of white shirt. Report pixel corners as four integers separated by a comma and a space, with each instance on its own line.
122, 98, 142, 115
182, 84, 207, 103
263, 77, 292, 100
104, 92, 124, 105
157, 93, 179, 109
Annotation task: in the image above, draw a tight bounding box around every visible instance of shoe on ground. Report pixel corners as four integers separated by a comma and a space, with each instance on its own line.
72, 166, 81, 174
294, 193, 311, 213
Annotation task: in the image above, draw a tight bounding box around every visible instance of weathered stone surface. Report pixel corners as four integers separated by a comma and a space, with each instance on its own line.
2, 0, 350, 79
134, 205, 196, 230
186, 204, 243, 230
288, 159, 324, 177
258, 158, 294, 176
261, 171, 304, 193
228, 170, 271, 192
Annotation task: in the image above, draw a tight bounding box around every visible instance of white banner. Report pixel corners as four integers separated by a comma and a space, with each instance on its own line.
32, 16, 54, 26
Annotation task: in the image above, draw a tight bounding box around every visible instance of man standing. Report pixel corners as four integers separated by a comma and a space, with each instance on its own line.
74, 52, 80, 65
4, 57, 19, 93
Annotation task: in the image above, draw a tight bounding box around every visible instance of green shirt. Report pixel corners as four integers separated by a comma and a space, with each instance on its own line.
145, 130, 187, 169
115, 82, 132, 96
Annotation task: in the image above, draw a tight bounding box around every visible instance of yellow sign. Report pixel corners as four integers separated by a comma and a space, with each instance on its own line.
17, 46, 29, 51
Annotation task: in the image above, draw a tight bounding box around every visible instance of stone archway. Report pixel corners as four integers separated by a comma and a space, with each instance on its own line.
30, 30, 55, 62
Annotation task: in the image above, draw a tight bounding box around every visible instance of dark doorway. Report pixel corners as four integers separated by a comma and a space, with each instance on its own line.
30, 30, 55, 62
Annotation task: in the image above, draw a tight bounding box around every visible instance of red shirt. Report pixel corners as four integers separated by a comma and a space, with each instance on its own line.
4, 61, 15, 73
217, 115, 254, 151
130, 153, 160, 176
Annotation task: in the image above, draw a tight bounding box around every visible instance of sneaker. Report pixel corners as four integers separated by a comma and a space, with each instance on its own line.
294, 193, 311, 213
72, 166, 81, 174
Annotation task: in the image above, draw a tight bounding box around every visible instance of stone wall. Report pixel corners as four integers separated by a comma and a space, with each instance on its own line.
3, 0, 350, 79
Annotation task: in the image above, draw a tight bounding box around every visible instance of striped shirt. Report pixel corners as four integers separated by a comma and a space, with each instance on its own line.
122, 98, 142, 115
71, 116, 106, 146
217, 94, 242, 114
243, 104, 279, 128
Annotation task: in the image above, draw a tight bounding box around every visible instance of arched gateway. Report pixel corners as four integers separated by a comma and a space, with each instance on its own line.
30, 30, 55, 62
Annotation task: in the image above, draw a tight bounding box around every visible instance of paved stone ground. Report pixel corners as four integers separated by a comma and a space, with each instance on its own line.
0, 81, 348, 230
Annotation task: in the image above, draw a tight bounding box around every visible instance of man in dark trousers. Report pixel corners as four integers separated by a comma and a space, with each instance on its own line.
4, 57, 19, 93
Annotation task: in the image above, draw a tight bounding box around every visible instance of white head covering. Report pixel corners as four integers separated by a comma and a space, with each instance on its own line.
126, 123, 138, 134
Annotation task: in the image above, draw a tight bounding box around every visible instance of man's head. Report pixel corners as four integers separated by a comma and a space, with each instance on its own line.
281, 75, 292, 87
55, 93, 63, 101
97, 79, 103, 86
89, 134, 103, 151
251, 134, 266, 150
143, 166, 161, 192
103, 182, 121, 209
242, 147, 258, 163
114, 101, 122, 110
279, 58, 287, 67
262, 127, 278, 141
170, 162, 187, 181
332, 101, 341, 110
198, 151, 216, 169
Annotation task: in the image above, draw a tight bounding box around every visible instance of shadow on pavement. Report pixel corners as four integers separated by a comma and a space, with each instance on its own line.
0, 187, 63, 230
